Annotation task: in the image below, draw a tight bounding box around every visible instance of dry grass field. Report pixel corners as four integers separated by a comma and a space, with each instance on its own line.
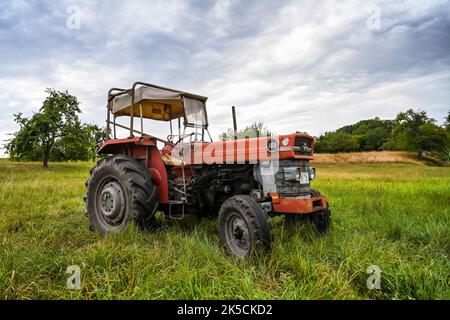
312, 151, 425, 165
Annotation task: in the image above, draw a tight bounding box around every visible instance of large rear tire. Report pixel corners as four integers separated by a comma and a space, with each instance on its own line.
85, 155, 158, 234
218, 195, 272, 257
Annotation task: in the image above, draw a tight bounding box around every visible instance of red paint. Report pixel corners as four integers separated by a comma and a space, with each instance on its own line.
165, 133, 314, 164
97, 134, 322, 210
148, 147, 169, 203
270, 192, 327, 214
97, 136, 169, 204
97, 136, 157, 154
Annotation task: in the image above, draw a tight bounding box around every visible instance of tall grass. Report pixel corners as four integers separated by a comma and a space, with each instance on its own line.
0, 159, 448, 299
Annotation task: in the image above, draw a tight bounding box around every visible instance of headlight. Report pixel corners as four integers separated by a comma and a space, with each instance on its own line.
285, 167, 310, 183
282, 137, 290, 146
309, 167, 316, 180
267, 138, 279, 153
295, 168, 301, 181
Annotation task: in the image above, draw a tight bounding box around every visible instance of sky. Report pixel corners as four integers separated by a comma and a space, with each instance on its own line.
0, 0, 449, 155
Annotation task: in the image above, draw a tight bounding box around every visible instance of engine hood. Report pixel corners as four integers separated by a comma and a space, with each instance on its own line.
168, 133, 314, 165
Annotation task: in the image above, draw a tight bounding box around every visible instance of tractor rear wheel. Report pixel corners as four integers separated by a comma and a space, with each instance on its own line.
218, 195, 272, 257
85, 155, 158, 234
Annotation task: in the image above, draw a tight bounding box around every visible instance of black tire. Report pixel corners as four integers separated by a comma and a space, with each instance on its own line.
218, 195, 272, 257
284, 213, 307, 226
310, 207, 331, 234
284, 188, 322, 226
308, 189, 331, 234
85, 155, 158, 234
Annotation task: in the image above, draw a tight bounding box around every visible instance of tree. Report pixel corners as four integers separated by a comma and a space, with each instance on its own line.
380, 138, 397, 151
444, 110, 450, 132
364, 127, 391, 151
315, 132, 360, 153
50, 123, 106, 162
5, 113, 43, 162
6, 89, 81, 167
84, 124, 107, 162
391, 109, 443, 159
337, 117, 393, 151
219, 121, 272, 140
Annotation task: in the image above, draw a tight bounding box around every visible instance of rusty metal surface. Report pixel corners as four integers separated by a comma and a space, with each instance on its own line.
270, 193, 327, 214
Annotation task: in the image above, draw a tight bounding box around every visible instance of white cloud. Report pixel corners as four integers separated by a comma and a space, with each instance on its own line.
0, 76, 50, 156
49, 59, 134, 117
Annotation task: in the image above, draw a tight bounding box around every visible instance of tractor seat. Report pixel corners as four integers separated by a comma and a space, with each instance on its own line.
161, 152, 185, 166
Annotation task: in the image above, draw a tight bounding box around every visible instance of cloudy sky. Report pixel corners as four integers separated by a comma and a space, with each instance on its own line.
0, 0, 449, 154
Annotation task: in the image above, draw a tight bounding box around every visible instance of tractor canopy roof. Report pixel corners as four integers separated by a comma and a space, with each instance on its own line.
109, 82, 209, 129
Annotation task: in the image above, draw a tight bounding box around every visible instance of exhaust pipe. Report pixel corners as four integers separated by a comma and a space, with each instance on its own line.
232, 106, 238, 140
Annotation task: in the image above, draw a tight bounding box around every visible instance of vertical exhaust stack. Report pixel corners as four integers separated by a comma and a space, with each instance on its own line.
232, 106, 238, 140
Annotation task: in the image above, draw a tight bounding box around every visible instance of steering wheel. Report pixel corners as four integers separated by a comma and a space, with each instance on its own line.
167, 132, 203, 146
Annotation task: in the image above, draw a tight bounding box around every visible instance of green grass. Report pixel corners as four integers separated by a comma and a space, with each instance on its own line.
0, 159, 449, 299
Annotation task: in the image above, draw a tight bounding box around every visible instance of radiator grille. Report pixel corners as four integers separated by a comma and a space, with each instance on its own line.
275, 160, 310, 196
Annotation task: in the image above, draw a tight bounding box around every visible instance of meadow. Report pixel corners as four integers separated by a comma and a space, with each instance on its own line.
0, 157, 448, 299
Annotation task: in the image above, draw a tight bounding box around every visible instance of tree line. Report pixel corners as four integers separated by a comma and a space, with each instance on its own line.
314, 109, 450, 162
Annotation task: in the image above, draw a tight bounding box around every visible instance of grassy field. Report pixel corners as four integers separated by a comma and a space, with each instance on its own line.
0, 158, 449, 300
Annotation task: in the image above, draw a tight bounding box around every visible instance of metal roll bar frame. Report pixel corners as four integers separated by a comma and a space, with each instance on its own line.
105, 82, 212, 146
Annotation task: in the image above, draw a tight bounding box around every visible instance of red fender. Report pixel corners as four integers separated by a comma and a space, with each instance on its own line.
97, 137, 169, 204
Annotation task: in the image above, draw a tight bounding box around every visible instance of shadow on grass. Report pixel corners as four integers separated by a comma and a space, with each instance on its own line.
149, 212, 216, 236
275, 216, 321, 244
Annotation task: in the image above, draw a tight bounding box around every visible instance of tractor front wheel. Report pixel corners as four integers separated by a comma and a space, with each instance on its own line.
308, 189, 331, 234
310, 207, 331, 234
218, 195, 272, 257
85, 155, 158, 234
284, 188, 331, 234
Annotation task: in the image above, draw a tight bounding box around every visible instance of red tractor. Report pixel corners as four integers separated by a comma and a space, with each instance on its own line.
85, 82, 331, 257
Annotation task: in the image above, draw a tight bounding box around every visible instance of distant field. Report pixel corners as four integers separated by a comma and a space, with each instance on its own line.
0, 159, 449, 299
312, 151, 426, 165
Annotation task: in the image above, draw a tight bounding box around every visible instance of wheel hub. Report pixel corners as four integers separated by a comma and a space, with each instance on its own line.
231, 217, 250, 250
99, 181, 125, 220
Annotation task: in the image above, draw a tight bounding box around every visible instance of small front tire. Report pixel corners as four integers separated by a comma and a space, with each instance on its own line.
218, 195, 272, 257
310, 207, 331, 234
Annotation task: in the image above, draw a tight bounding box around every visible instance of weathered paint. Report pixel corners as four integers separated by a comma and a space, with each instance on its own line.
270, 193, 327, 214
97, 133, 325, 212
98, 136, 169, 204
